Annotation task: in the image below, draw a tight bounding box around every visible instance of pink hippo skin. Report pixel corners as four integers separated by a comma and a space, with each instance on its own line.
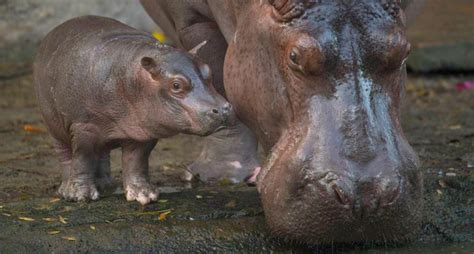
34, 16, 232, 205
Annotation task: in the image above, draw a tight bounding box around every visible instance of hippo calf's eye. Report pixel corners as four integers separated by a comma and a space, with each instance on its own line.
168, 77, 191, 96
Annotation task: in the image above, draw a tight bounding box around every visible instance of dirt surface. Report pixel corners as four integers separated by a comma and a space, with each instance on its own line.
0, 74, 473, 252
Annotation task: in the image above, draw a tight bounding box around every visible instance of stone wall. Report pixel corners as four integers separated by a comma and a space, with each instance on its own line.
1, 0, 473, 78
0, 0, 157, 78
407, 0, 474, 72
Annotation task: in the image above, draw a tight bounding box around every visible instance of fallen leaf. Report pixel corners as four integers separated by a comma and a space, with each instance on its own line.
59, 215, 68, 224
438, 180, 447, 188
196, 195, 203, 199
18, 216, 35, 222
152, 31, 167, 42
50, 198, 61, 203
446, 172, 457, 177
159, 210, 172, 221
90, 225, 96, 231
42, 217, 57, 222
0, 206, 3, 209
158, 199, 168, 203
48, 230, 61, 235
23, 124, 44, 133
62, 236, 77, 241
436, 189, 443, 195
449, 125, 462, 130
2, 213, 12, 217
225, 200, 237, 208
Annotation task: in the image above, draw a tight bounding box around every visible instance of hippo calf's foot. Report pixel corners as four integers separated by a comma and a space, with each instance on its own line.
124, 181, 159, 205
58, 179, 100, 202
188, 121, 260, 184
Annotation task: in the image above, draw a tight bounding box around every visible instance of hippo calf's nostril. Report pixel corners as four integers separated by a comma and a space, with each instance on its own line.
212, 108, 219, 114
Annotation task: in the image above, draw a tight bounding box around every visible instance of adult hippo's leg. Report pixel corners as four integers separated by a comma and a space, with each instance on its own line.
178, 21, 260, 183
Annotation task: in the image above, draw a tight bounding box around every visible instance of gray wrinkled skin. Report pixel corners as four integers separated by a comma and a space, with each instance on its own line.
141, 0, 425, 244
34, 15, 232, 205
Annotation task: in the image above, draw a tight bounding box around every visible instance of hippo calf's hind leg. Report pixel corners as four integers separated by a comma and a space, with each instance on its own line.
58, 124, 101, 201
96, 152, 115, 193
180, 22, 260, 183
121, 140, 159, 205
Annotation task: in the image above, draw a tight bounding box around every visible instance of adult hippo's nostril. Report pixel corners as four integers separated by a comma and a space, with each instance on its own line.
211, 108, 219, 114
318, 172, 355, 206
353, 175, 403, 217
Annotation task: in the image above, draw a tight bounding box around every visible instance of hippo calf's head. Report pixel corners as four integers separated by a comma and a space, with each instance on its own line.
135, 45, 233, 137
224, 0, 422, 244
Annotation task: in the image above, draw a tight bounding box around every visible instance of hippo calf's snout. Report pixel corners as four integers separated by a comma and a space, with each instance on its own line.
208, 102, 232, 123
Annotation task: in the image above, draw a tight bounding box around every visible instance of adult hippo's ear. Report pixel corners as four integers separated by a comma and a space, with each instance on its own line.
269, 0, 317, 22
401, 0, 426, 27
382, 0, 426, 27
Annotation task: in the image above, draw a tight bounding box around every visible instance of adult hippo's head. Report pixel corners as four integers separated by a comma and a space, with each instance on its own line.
224, 0, 423, 244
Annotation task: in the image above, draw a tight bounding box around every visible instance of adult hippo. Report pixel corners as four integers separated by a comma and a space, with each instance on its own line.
141, 0, 425, 244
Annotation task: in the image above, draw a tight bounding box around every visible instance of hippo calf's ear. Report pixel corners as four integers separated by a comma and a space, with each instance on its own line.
141, 57, 160, 80
188, 41, 207, 55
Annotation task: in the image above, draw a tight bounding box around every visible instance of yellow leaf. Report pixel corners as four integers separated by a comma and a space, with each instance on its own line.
48, 230, 61, 235
196, 195, 203, 199
159, 210, 172, 221
0, 206, 4, 209
18, 216, 35, 221
90, 225, 96, 231
59, 215, 68, 224
152, 32, 167, 43
62, 236, 77, 241
158, 199, 168, 203
2, 213, 11, 217
50, 198, 61, 203
42, 217, 57, 222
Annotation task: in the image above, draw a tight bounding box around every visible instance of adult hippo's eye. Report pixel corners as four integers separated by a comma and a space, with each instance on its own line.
289, 49, 299, 65
172, 82, 181, 91
287, 36, 325, 75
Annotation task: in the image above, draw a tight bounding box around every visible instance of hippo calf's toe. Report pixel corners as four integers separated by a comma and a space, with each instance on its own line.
34, 15, 232, 205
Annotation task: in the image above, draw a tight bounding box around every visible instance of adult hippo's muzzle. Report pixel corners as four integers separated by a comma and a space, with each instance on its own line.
257, 77, 423, 243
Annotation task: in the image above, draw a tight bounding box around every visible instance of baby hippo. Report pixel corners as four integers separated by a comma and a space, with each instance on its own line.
34, 16, 232, 205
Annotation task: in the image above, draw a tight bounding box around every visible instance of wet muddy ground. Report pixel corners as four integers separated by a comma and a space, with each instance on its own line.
0, 74, 473, 252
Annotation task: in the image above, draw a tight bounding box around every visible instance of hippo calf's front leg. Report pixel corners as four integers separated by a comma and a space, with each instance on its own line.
121, 141, 159, 205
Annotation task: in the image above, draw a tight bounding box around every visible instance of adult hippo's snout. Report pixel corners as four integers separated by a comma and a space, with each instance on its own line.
257, 88, 423, 243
